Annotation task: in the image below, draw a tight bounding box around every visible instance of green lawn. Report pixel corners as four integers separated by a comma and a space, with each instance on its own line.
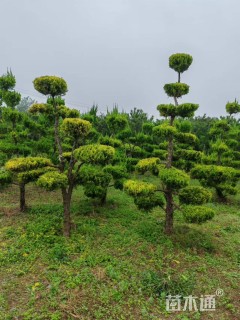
0, 183, 239, 320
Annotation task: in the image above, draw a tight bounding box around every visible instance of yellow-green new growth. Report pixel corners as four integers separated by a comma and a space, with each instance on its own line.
61, 118, 92, 138
5, 157, 52, 172
74, 144, 115, 165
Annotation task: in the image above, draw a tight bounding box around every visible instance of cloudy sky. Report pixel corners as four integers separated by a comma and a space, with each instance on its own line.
1, 0, 240, 117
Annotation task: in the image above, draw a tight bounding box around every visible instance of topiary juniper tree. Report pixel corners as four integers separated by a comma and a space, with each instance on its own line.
124, 54, 214, 235
31, 76, 116, 236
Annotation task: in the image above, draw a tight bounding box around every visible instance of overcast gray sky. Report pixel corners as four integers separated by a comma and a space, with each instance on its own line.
1, 0, 240, 117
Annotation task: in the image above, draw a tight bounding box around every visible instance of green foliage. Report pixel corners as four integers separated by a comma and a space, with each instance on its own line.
176, 132, 197, 145
124, 180, 157, 197
164, 83, 189, 98
0, 70, 16, 91
5, 157, 52, 172
179, 186, 212, 205
61, 118, 91, 138
106, 114, 128, 134
177, 103, 199, 118
157, 104, 177, 117
211, 140, 229, 154
175, 149, 202, 162
0, 168, 12, 187
2, 108, 23, 124
79, 165, 111, 199
226, 100, 240, 115
1, 90, 21, 109
17, 167, 57, 184
33, 76, 68, 97
74, 144, 115, 165
159, 167, 190, 190
191, 164, 239, 199
99, 136, 122, 147
28, 103, 49, 114
37, 171, 68, 191
183, 206, 215, 223
133, 193, 165, 212
169, 53, 193, 74
191, 164, 238, 187
136, 157, 160, 175
103, 165, 128, 180
124, 180, 164, 211
153, 123, 177, 138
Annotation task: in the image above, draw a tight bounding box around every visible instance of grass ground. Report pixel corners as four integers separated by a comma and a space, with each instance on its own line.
0, 181, 239, 320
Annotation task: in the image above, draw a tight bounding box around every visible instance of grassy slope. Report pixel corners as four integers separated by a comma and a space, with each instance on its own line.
0, 182, 239, 320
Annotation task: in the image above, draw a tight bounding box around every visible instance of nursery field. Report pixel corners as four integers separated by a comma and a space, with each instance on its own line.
0, 180, 239, 320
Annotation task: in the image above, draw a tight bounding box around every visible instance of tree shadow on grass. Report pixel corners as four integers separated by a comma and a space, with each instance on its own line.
172, 224, 215, 253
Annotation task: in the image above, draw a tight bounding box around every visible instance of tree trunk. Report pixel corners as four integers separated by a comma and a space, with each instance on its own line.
216, 188, 227, 203
20, 183, 26, 212
100, 192, 107, 206
165, 191, 174, 234
178, 72, 181, 83
62, 188, 73, 237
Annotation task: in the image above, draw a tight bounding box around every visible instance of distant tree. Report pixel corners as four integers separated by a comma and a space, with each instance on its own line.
16, 96, 36, 112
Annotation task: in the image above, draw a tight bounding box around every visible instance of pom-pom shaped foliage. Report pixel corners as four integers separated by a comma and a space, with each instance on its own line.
79, 165, 112, 199
99, 136, 122, 148
5, 157, 52, 172
164, 83, 189, 98
191, 165, 238, 187
103, 165, 128, 180
136, 158, 160, 175
2, 90, 21, 108
176, 132, 197, 145
157, 104, 177, 117
106, 114, 128, 134
37, 171, 68, 191
124, 180, 164, 211
28, 103, 49, 114
2, 108, 23, 123
61, 118, 92, 138
124, 180, 157, 197
159, 167, 190, 190
74, 144, 115, 165
133, 193, 165, 212
226, 101, 240, 115
209, 120, 230, 136
0, 168, 12, 187
33, 76, 68, 97
169, 53, 193, 74
142, 122, 154, 135
175, 149, 202, 162
66, 108, 80, 118
17, 167, 57, 184
153, 123, 177, 138
0, 70, 16, 91
191, 165, 238, 199
177, 103, 198, 118
211, 140, 229, 154
179, 186, 212, 205
183, 206, 215, 224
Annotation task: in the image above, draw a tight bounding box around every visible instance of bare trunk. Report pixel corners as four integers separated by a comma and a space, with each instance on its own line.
178, 72, 181, 83
20, 183, 26, 212
165, 191, 174, 234
100, 192, 107, 206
